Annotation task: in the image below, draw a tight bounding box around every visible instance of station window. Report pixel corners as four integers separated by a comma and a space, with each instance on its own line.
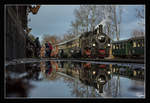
133, 41, 136, 47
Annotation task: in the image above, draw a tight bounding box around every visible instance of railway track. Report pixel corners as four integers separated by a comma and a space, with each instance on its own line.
5, 58, 144, 66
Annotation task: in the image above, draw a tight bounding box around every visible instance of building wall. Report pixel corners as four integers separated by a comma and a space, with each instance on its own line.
5, 6, 27, 60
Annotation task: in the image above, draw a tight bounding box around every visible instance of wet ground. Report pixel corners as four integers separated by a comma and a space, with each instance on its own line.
4, 60, 145, 98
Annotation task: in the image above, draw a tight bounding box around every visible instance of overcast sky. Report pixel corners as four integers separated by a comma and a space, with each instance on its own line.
28, 5, 145, 42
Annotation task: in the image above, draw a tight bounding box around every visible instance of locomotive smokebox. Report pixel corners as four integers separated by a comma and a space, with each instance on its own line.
99, 24, 103, 33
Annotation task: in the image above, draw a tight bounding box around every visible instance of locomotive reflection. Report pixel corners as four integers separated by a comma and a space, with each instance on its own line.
79, 63, 111, 93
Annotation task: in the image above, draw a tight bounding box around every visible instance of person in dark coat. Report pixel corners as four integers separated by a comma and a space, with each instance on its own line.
45, 41, 53, 58
34, 37, 41, 57
45, 61, 53, 75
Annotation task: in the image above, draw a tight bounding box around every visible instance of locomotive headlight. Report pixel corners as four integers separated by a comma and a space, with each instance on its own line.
108, 44, 110, 46
108, 71, 111, 74
93, 71, 96, 75
93, 43, 96, 46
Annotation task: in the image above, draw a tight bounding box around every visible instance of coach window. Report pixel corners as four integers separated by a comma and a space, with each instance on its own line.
133, 41, 136, 47
137, 40, 140, 47
113, 45, 115, 49
116, 44, 118, 49
142, 40, 144, 47
115, 44, 117, 49
139, 41, 141, 47
141, 40, 143, 47
117, 44, 119, 49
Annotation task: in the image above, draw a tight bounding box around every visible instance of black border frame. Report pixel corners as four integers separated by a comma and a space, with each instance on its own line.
1, 0, 149, 103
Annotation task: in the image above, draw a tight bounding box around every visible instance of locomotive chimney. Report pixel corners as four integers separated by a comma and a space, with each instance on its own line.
99, 24, 103, 33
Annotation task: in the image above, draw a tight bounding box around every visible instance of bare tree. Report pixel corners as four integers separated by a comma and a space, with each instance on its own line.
41, 34, 60, 45
62, 30, 76, 41
73, 5, 91, 33
131, 6, 145, 37
112, 5, 122, 41
135, 6, 145, 28
88, 5, 97, 31
136, 7, 144, 19
72, 5, 98, 35
74, 8, 85, 33
100, 5, 115, 39
71, 20, 79, 36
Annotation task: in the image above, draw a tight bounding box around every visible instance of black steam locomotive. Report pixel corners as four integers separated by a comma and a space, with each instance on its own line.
80, 63, 111, 93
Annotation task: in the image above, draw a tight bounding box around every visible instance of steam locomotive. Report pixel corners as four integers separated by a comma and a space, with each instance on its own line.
56, 24, 111, 59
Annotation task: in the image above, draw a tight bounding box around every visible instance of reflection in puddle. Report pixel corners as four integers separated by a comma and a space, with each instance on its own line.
5, 61, 145, 98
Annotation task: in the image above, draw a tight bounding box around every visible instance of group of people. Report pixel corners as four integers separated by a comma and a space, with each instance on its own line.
26, 35, 53, 58
34, 37, 53, 58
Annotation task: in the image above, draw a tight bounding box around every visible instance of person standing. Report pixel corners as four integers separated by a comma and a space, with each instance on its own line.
48, 42, 53, 58
34, 37, 41, 57
45, 41, 53, 58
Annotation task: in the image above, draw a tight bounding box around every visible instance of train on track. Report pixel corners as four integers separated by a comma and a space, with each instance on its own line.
55, 24, 144, 59
56, 24, 111, 59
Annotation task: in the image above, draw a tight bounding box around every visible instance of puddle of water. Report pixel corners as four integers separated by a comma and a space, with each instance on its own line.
5, 60, 145, 98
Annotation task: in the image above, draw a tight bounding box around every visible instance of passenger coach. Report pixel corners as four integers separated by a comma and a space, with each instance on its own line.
112, 36, 144, 58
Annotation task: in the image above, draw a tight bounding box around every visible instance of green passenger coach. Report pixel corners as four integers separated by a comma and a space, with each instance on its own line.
112, 36, 144, 58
